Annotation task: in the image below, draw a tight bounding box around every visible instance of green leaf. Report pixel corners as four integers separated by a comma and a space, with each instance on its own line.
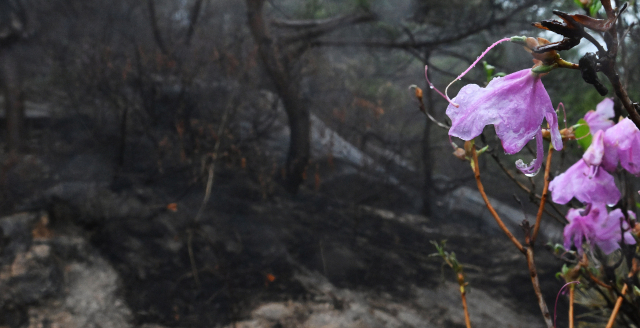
574, 118, 592, 149
589, 1, 602, 16
573, 0, 585, 9
532, 64, 557, 74
635, 202, 640, 209
482, 61, 495, 83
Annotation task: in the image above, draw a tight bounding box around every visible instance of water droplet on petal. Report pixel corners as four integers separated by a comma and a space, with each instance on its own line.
430, 86, 434, 89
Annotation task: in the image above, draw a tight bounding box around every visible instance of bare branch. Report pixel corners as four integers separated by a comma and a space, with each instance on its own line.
147, 0, 169, 55
185, 0, 205, 46
280, 12, 377, 44
312, 0, 535, 49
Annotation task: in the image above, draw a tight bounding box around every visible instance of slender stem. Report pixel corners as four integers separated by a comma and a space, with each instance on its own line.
605, 284, 627, 328
472, 145, 551, 327
489, 152, 567, 224
569, 284, 575, 328
600, 1, 640, 130
587, 271, 612, 289
187, 229, 201, 288
532, 148, 553, 243
471, 147, 525, 253
526, 247, 553, 328
605, 259, 639, 328
458, 273, 472, 328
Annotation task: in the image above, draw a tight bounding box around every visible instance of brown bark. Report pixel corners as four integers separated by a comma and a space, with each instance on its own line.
246, 0, 310, 193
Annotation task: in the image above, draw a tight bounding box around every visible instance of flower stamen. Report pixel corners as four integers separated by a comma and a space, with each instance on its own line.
555, 281, 580, 328
424, 65, 459, 107
455, 38, 511, 81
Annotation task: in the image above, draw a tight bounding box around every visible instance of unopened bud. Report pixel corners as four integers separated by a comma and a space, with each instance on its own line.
414, 87, 423, 100
509, 36, 527, 44
525, 37, 539, 50
453, 148, 467, 161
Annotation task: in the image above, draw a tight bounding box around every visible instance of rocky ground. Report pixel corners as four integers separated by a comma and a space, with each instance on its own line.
0, 151, 569, 327
0, 102, 574, 327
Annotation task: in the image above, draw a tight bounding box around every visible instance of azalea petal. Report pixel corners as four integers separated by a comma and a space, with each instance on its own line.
545, 104, 563, 151
604, 118, 640, 175
595, 98, 615, 118
515, 130, 543, 176
576, 167, 620, 206
549, 161, 586, 205
563, 204, 607, 255
583, 130, 604, 166
584, 98, 615, 133
597, 239, 620, 254
548, 160, 621, 205
447, 69, 555, 155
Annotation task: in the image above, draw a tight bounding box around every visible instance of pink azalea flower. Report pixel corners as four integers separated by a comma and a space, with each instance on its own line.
595, 209, 636, 254
548, 130, 620, 205
584, 98, 614, 133
446, 69, 562, 176
564, 204, 606, 254
564, 203, 635, 255
603, 118, 640, 175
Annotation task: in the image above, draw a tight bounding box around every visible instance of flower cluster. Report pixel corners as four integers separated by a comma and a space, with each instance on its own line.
564, 203, 636, 255
549, 99, 638, 254
438, 36, 637, 256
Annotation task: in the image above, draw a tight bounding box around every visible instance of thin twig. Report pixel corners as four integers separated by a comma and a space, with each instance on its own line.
471, 146, 524, 253
526, 246, 554, 328
193, 92, 235, 223
458, 273, 472, 328
605, 283, 628, 328
569, 284, 575, 328
605, 259, 638, 328
187, 229, 201, 288
473, 146, 552, 327
587, 271, 613, 289
532, 148, 553, 243
489, 152, 567, 224
601, 2, 640, 130
411, 86, 450, 130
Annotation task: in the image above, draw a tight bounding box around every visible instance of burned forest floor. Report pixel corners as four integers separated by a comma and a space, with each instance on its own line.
0, 117, 571, 328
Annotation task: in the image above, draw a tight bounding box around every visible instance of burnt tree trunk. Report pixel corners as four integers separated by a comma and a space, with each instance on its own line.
422, 51, 434, 216
0, 49, 24, 153
246, 0, 310, 194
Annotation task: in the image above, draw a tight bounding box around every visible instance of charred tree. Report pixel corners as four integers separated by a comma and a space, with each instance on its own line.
0, 0, 27, 153
246, 0, 375, 194
246, 0, 309, 194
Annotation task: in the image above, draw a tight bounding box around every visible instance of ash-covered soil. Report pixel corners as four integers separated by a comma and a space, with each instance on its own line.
0, 150, 568, 327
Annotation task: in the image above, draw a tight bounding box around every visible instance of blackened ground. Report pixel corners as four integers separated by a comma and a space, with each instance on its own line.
79, 165, 567, 327
0, 114, 569, 327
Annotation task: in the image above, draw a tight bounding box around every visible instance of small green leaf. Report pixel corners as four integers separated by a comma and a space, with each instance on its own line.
574, 118, 592, 149
476, 145, 489, 156
561, 264, 571, 276
483, 61, 495, 83
573, 0, 585, 9
532, 64, 557, 74
589, 1, 602, 16
634, 285, 640, 297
